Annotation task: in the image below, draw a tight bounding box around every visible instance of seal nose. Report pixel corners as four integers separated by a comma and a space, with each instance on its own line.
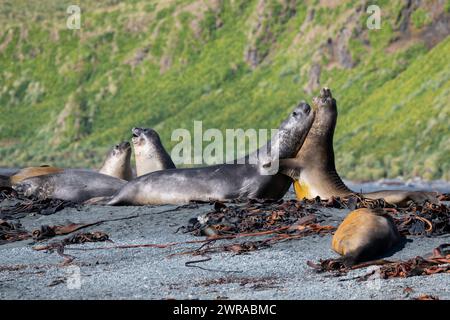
119, 141, 131, 149
297, 102, 311, 115
131, 127, 141, 138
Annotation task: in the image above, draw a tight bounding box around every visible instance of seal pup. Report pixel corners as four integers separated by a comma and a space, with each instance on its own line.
132, 127, 175, 176
14, 170, 126, 203
99, 141, 133, 181
332, 208, 401, 266
278, 87, 438, 206
107, 101, 315, 205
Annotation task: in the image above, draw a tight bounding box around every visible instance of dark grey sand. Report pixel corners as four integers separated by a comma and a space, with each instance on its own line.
0, 179, 449, 300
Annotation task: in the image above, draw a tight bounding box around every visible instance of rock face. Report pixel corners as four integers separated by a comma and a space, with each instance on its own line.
304, 63, 321, 94
244, 0, 296, 69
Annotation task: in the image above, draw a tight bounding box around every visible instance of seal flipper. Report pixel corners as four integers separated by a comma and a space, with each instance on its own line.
276, 158, 303, 180
83, 196, 113, 205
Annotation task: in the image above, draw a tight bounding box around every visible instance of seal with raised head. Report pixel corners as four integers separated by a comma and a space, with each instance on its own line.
132, 127, 175, 176
14, 170, 126, 203
278, 88, 438, 207
99, 141, 133, 181
107, 101, 315, 205
332, 208, 401, 266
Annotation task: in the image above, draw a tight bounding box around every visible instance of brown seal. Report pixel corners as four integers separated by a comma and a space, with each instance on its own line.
332, 208, 401, 266
279, 88, 438, 207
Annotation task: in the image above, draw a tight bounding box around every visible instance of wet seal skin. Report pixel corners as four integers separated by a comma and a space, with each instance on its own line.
332, 208, 401, 266
278, 87, 438, 207
99, 141, 133, 181
106, 101, 315, 205
132, 127, 175, 176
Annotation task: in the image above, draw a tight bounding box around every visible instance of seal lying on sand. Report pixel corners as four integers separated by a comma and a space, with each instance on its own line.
332, 208, 401, 266
278, 88, 438, 207
14, 170, 126, 203
106, 101, 315, 205
99, 141, 133, 181
132, 127, 175, 176
1, 141, 133, 188
9, 166, 63, 186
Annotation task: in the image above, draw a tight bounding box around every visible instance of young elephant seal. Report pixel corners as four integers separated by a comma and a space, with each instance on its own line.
332, 208, 401, 266
278, 87, 438, 207
107, 101, 315, 205
132, 127, 175, 176
99, 141, 133, 181
14, 170, 126, 203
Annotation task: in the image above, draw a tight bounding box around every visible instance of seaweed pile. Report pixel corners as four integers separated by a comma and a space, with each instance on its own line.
182, 195, 449, 240
173, 199, 336, 256
0, 218, 110, 245
0, 186, 79, 219
182, 199, 326, 237
394, 202, 450, 236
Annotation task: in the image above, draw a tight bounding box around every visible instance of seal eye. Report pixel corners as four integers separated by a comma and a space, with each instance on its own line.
292, 112, 298, 117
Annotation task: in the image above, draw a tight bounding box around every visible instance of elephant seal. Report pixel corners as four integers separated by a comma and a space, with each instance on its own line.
107, 101, 315, 205
14, 170, 126, 203
278, 88, 438, 207
9, 166, 63, 185
332, 208, 401, 266
99, 141, 133, 181
132, 127, 175, 176
5, 141, 133, 188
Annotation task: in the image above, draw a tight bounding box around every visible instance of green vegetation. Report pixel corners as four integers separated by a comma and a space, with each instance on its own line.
411, 8, 431, 29
0, 0, 449, 181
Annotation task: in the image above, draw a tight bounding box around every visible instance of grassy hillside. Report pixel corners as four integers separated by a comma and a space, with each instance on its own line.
0, 0, 449, 180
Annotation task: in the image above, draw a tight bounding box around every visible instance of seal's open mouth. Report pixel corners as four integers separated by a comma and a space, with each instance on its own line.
131, 128, 142, 143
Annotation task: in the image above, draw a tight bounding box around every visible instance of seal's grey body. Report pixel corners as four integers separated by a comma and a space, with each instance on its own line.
15, 170, 126, 203
108, 101, 315, 205
132, 128, 175, 176
280, 88, 438, 207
